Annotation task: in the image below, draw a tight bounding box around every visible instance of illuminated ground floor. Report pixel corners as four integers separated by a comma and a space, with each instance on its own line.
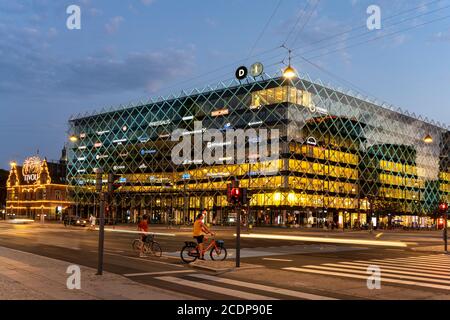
69, 192, 445, 228
5, 200, 73, 221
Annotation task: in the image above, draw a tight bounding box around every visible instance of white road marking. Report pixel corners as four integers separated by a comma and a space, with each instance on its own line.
284, 267, 450, 291
379, 255, 450, 264
189, 274, 337, 300
124, 270, 194, 277
354, 260, 450, 273
262, 258, 293, 262
155, 276, 277, 300
104, 252, 184, 268
300, 265, 450, 285
322, 263, 450, 279
340, 261, 450, 276
368, 258, 450, 269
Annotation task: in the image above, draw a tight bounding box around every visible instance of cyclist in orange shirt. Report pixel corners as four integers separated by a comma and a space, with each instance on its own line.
138, 215, 149, 257
193, 212, 213, 260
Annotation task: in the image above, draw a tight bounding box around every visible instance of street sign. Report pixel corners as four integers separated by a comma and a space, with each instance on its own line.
250, 62, 264, 77
235, 66, 248, 80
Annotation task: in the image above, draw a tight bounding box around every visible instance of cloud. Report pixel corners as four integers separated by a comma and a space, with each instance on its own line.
105, 16, 124, 34
431, 29, 450, 42
0, 1, 28, 14
141, 0, 156, 6
205, 18, 218, 27
89, 7, 103, 17
59, 49, 195, 94
0, 21, 196, 97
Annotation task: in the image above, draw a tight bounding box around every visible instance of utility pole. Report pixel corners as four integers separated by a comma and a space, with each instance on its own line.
236, 203, 241, 268
96, 168, 105, 275
227, 180, 241, 268
440, 202, 449, 254
444, 214, 448, 254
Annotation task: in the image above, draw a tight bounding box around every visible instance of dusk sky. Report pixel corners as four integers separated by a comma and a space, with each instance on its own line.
1, 0, 450, 169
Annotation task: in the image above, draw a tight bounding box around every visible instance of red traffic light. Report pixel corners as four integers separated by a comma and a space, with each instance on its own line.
439, 202, 449, 213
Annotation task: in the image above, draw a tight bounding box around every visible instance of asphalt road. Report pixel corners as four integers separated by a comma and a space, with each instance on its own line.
0, 221, 448, 300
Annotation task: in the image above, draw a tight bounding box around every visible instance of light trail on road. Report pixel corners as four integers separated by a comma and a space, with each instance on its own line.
235, 233, 409, 247
95, 228, 176, 237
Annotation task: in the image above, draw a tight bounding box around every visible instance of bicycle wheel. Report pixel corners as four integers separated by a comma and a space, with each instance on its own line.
210, 246, 227, 261
180, 245, 199, 264
150, 241, 162, 257
132, 239, 141, 253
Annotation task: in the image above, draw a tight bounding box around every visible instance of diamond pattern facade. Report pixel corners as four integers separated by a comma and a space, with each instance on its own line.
67, 75, 449, 228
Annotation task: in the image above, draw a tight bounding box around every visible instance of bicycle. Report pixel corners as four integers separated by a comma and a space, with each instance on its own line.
180, 235, 227, 263
132, 234, 162, 257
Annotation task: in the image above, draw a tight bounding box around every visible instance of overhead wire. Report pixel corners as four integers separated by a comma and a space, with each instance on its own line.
247, 0, 283, 60
157, 0, 448, 97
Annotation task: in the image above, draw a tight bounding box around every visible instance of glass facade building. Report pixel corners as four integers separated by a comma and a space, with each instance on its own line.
67, 75, 449, 228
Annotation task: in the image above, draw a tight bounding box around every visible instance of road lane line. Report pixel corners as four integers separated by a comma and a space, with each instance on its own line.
155, 276, 277, 300
300, 265, 450, 285
262, 258, 293, 262
188, 274, 337, 300
368, 259, 450, 269
370, 257, 450, 266
383, 254, 450, 261
124, 270, 194, 277
340, 261, 450, 275
354, 260, 450, 272
322, 263, 450, 280
283, 267, 450, 291
104, 252, 184, 268
379, 256, 450, 264
95, 228, 176, 237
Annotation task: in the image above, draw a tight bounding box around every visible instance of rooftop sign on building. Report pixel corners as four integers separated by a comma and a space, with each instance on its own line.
22, 156, 42, 183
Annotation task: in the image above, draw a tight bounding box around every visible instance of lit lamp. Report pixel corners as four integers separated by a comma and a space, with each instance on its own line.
283, 49, 297, 79
423, 134, 433, 144
69, 135, 78, 142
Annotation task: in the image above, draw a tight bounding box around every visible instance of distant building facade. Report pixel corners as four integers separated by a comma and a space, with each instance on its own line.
6, 152, 73, 220
0, 169, 8, 217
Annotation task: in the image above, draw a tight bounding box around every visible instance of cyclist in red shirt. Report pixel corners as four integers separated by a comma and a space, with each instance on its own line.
138, 215, 149, 257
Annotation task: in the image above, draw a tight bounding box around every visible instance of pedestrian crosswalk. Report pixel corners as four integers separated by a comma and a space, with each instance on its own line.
284, 254, 450, 291
153, 273, 338, 300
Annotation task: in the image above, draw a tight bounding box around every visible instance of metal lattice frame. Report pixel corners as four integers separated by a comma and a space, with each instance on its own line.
67, 73, 450, 226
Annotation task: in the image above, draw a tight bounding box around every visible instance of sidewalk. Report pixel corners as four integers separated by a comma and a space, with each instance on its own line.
0, 246, 194, 300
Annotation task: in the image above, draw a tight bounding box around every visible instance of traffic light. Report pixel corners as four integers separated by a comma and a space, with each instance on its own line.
228, 187, 239, 205
108, 173, 121, 194
227, 181, 239, 204
227, 181, 248, 205
439, 202, 449, 214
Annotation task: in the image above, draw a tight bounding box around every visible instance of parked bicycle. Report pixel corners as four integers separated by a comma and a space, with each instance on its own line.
180, 236, 227, 263
132, 234, 162, 257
